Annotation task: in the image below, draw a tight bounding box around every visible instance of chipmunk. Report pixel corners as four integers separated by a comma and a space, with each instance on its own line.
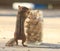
6, 6, 30, 47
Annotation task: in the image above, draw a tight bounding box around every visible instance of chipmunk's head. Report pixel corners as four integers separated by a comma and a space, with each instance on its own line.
18, 5, 31, 17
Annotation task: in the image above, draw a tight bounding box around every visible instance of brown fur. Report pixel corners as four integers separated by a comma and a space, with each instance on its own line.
5, 6, 30, 47
25, 10, 43, 43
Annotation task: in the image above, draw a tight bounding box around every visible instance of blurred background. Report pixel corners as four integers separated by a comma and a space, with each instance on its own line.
0, 0, 60, 9
0, 0, 60, 16
0, 0, 60, 44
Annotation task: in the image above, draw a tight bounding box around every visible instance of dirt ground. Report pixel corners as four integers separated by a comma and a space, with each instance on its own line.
0, 16, 60, 51
43, 17, 60, 44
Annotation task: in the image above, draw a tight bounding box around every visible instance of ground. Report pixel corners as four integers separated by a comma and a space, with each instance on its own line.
0, 16, 60, 51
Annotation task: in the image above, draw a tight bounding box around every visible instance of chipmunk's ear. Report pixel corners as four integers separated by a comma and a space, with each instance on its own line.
18, 5, 22, 10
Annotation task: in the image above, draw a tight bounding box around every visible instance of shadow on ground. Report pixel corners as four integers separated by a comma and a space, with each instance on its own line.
5, 43, 60, 49
26, 43, 60, 49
